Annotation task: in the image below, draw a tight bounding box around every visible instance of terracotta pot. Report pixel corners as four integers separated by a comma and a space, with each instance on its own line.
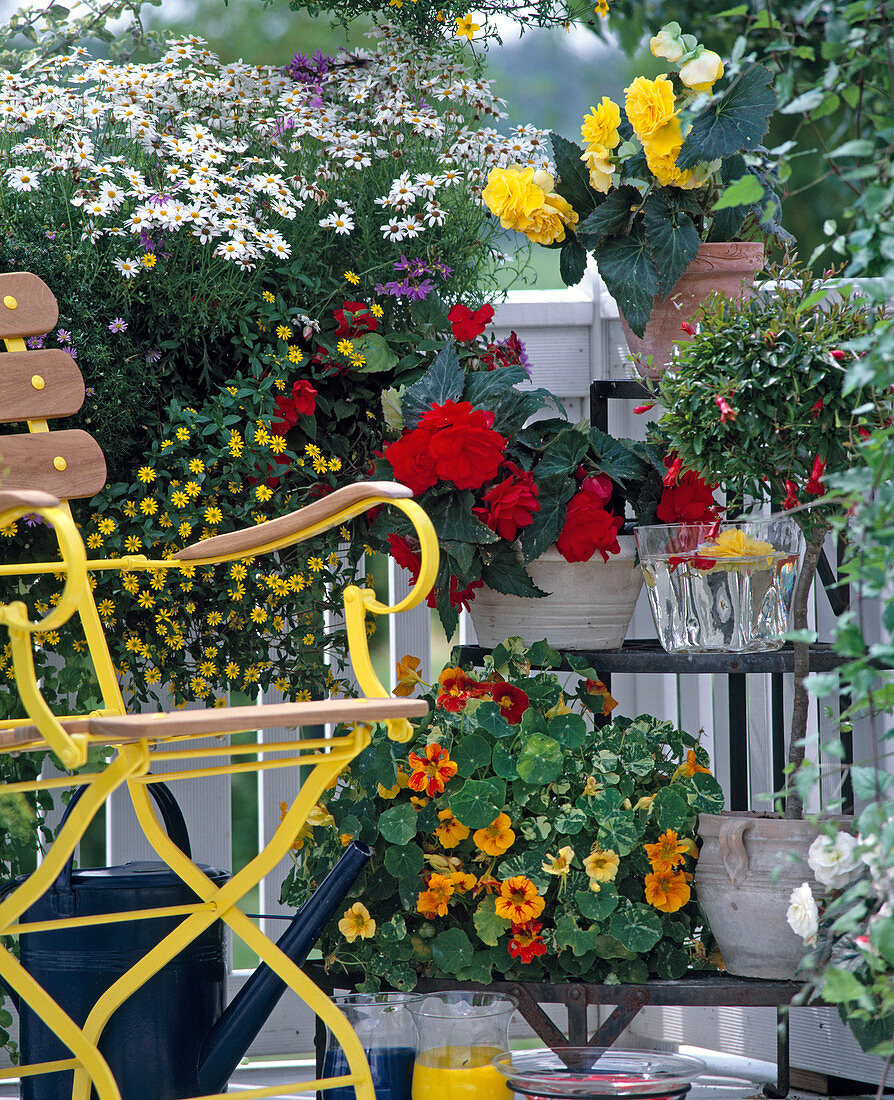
695, 812, 844, 980
468, 538, 643, 650
619, 242, 765, 380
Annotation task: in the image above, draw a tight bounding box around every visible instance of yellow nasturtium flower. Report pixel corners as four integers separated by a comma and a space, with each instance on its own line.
338, 902, 376, 942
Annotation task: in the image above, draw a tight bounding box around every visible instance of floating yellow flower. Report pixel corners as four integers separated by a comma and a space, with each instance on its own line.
495, 875, 545, 924
435, 808, 471, 849
583, 847, 620, 888
644, 829, 689, 874
338, 902, 376, 942
473, 812, 515, 856
702, 529, 775, 559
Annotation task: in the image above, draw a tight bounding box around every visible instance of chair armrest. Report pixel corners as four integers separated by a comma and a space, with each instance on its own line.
0, 489, 61, 517
172, 480, 413, 564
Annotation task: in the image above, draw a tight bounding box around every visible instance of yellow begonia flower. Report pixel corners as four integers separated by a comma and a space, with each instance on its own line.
581, 97, 622, 153
649, 23, 684, 63
482, 165, 547, 231
581, 147, 616, 194
338, 902, 375, 942
455, 13, 480, 40
644, 140, 698, 189
625, 75, 679, 153
680, 49, 724, 93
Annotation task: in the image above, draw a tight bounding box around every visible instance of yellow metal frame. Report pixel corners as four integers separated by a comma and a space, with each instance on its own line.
0, 319, 440, 1100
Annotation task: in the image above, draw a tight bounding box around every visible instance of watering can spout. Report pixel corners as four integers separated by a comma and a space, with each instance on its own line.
195, 840, 371, 1096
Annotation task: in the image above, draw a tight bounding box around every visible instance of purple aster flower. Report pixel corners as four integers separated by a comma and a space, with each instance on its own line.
45, 231, 57, 241
432, 260, 453, 280
56, 328, 71, 342
407, 279, 435, 301
85, 387, 95, 396
146, 349, 162, 363
22, 513, 45, 527
61, 346, 77, 359
26, 335, 45, 349
108, 317, 128, 333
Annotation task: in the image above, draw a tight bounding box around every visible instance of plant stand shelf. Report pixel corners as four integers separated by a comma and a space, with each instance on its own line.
307, 966, 802, 1098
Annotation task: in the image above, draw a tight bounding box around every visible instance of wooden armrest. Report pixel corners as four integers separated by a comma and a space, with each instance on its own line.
0, 490, 61, 516
173, 480, 413, 563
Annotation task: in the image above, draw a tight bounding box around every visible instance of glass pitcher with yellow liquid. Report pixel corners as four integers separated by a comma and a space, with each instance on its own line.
408, 991, 516, 1100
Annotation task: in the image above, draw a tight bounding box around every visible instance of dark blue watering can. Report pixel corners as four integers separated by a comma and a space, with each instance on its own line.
1, 781, 371, 1099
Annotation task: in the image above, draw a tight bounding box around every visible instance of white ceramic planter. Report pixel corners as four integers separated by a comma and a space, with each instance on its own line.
469, 537, 643, 650
695, 812, 829, 980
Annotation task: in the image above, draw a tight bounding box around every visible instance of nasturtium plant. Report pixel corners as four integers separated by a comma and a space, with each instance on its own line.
281, 639, 725, 990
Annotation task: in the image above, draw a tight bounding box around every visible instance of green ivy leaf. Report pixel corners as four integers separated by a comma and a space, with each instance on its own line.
378, 802, 417, 845
449, 778, 504, 829
712, 173, 766, 210
554, 913, 598, 957
384, 841, 424, 880
684, 771, 726, 814
452, 733, 492, 777
549, 713, 587, 749
432, 927, 474, 974
609, 904, 663, 953
595, 225, 660, 337
517, 733, 564, 785
473, 894, 511, 946
576, 883, 619, 921
677, 65, 776, 168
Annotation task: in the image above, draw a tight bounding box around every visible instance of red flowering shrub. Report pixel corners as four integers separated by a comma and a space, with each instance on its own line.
472, 462, 540, 539
556, 491, 623, 563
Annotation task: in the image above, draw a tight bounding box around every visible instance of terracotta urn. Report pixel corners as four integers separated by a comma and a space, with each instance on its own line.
468, 537, 643, 650
619, 242, 765, 380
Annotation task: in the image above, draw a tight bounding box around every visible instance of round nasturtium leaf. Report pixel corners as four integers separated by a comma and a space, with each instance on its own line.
432, 927, 474, 973
516, 733, 564, 785
451, 733, 492, 777
449, 778, 503, 829
378, 802, 417, 845
384, 841, 424, 880
609, 904, 663, 954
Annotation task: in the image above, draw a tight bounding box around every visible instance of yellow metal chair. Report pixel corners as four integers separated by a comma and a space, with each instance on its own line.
0, 272, 438, 1100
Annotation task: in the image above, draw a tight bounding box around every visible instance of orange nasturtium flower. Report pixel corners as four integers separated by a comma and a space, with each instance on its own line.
644, 869, 692, 913
672, 749, 712, 781
583, 847, 620, 887
435, 808, 471, 849
436, 667, 476, 712
338, 902, 376, 942
495, 876, 546, 924
448, 870, 477, 894
407, 743, 458, 797
394, 654, 427, 697
473, 812, 516, 856
417, 873, 455, 917
644, 829, 689, 874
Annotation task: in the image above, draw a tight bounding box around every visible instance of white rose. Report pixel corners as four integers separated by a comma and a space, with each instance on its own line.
808, 831, 860, 888
650, 23, 685, 64
786, 882, 819, 944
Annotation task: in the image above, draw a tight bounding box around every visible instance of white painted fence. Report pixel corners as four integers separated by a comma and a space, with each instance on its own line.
37, 268, 891, 1084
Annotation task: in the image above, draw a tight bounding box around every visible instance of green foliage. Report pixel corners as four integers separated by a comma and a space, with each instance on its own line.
281, 639, 724, 988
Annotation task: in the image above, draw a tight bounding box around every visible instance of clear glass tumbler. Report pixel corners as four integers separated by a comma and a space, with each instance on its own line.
322, 992, 420, 1100
635, 517, 803, 654
409, 991, 517, 1100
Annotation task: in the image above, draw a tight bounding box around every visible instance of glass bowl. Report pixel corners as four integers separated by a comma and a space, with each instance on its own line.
492, 1048, 707, 1099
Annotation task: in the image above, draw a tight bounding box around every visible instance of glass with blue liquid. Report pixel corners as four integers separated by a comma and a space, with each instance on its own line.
322, 992, 420, 1100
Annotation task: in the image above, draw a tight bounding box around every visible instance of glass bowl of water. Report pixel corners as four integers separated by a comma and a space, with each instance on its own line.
635, 518, 803, 655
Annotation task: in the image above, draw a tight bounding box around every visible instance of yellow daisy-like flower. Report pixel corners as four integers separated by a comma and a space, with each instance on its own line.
124, 535, 143, 553
204, 506, 223, 525
594, 0, 609, 15
250, 606, 268, 624
170, 490, 189, 508
262, 290, 275, 303
308, 556, 324, 573
122, 500, 138, 518
86, 532, 103, 549
188, 458, 205, 475
139, 498, 158, 516
137, 591, 155, 609
287, 345, 304, 364
370, 303, 384, 318
176, 427, 190, 442
137, 466, 156, 483
336, 338, 354, 356
338, 902, 376, 942
302, 632, 315, 645
185, 481, 201, 498
269, 435, 288, 455
276, 324, 292, 340
98, 517, 116, 535
255, 485, 273, 502
344, 270, 360, 284
455, 12, 480, 39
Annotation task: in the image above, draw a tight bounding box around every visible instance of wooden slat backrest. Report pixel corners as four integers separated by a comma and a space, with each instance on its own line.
0, 429, 107, 499
0, 272, 59, 339
0, 272, 107, 500
0, 350, 86, 422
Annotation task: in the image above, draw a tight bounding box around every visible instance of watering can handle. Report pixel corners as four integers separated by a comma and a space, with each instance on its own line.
53, 779, 192, 903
